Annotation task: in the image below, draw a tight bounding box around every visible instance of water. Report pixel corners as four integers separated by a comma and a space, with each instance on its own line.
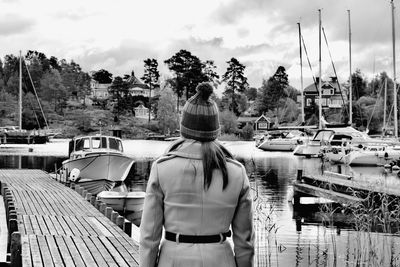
1, 139, 400, 266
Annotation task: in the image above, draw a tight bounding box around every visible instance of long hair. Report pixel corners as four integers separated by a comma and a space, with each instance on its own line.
165, 139, 233, 190
201, 142, 233, 190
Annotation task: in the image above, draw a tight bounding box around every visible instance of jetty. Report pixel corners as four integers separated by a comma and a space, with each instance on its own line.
292, 169, 400, 205
0, 169, 139, 266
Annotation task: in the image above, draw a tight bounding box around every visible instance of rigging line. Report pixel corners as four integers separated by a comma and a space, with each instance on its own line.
23, 58, 49, 129
301, 35, 318, 91
385, 83, 398, 131
366, 78, 384, 131
322, 27, 349, 118
25, 90, 41, 128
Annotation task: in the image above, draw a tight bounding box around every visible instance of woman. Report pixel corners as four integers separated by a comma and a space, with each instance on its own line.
140, 82, 254, 267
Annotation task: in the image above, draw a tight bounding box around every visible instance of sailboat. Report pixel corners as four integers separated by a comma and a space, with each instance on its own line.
334, 2, 400, 166
0, 51, 52, 144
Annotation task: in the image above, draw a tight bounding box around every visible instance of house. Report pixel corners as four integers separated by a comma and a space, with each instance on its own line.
303, 77, 348, 110
134, 104, 149, 119
126, 75, 151, 97
237, 115, 272, 131
90, 80, 111, 99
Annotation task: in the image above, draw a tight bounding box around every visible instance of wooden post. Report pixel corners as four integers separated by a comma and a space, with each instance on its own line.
90, 196, 96, 205
82, 190, 87, 198
111, 211, 119, 223
99, 203, 106, 214
85, 192, 92, 201
95, 200, 101, 210
116, 216, 124, 229
297, 169, 303, 182
70, 183, 75, 190
105, 207, 113, 219
124, 220, 132, 236
10, 232, 21, 267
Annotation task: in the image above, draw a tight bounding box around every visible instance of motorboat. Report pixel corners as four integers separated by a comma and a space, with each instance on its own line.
293, 126, 371, 158
97, 190, 145, 226
60, 135, 135, 195
255, 130, 306, 151
342, 145, 400, 166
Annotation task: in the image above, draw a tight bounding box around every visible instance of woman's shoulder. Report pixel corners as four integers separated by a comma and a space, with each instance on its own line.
226, 158, 245, 170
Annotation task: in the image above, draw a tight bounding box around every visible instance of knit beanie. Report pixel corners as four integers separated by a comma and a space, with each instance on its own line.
180, 82, 220, 141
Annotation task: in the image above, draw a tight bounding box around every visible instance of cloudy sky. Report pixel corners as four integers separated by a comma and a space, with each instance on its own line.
0, 0, 398, 91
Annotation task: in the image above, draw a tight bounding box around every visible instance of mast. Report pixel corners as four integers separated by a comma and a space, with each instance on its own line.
392, 0, 398, 138
318, 9, 323, 129
298, 22, 305, 123
384, 78, 387, 135
19, 50, 22, 131
348, 10, 352, 125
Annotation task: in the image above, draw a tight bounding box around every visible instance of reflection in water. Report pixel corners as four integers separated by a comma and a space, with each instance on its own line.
2, 146, 400, 266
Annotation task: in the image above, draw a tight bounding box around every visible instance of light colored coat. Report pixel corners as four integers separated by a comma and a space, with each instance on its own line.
140, 139, 254, 267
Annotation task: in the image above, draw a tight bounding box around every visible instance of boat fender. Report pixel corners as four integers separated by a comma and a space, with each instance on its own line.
69, 168, 81, 182
384, 152, 389, 158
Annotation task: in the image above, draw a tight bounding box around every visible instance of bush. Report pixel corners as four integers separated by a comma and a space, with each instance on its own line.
240, 124, 254, 140
220, 110, 238, 134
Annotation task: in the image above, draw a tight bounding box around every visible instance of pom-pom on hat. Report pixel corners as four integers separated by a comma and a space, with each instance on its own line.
180, 82, 220, 141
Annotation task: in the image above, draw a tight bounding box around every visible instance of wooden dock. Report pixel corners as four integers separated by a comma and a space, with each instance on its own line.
293, 169, 400, 205
0, 169, 139, 266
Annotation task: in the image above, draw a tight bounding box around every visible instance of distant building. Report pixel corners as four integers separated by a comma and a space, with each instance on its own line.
237, 115, 272, 132
90, 80, 111, 99
303, 77, 348, 110
134, 104, 149, 118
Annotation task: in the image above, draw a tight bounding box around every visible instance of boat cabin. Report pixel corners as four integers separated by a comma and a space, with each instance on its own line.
68, 135, 124, 159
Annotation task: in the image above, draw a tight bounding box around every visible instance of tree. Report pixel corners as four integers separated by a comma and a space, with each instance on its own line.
92, 69, 113, 84
245, 87, 258, 101
255, 66, 289, 115
203, 60, 220, 87
40, 69, 67, 113
220, 110, 238, 134
222, 57, 248, 116
109, 76, 130, 116
351, 69, 368, 100
164, 49, 208, 106
157, 86, 179, 134
142, 59, 160, 122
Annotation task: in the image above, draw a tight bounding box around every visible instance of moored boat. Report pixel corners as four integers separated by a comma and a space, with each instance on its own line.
256, 130, 306, 151
60, 135, 135, 195
97, 190, 146, 226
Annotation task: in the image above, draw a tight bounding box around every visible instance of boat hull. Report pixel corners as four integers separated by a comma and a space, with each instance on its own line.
257, 139, 299, 151
97, 191, 145, 226
62, 154, 135, 182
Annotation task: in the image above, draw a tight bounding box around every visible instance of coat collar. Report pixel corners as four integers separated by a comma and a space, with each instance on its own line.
164, 138, 203, 159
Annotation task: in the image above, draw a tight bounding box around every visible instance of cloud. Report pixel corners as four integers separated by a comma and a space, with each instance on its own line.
0, 14, 34, 36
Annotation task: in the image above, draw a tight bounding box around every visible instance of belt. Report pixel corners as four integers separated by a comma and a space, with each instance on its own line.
165, 230, 232, 244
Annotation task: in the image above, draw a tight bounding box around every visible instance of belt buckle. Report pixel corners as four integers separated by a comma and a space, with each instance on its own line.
219, 233, 224, 244
176, 233, 180, 245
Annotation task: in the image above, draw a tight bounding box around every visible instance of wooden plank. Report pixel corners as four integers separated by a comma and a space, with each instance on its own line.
53, 236, 75, 267
293, 182, 364, 204
81, 236, 109, 266
36, 216, 50, 235
45, 236, 64, 266
98, 236, 129, 267
88, 236, 118, 267
62, 216, 83, 236
70, 236, 97, 266
54, 216, 73, 236
21, 235, 32, 267
36, 235, 54, 267
29, 235, 44, 267
29, 215, 42, 235
63, 236, 86, 267
23, 215, 33, 235
108, 236, 139, 266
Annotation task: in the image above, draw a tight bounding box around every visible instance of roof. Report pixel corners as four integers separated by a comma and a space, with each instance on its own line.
304, 78, 343, 94
255, 115, 271, 123
126, 75, 149, 89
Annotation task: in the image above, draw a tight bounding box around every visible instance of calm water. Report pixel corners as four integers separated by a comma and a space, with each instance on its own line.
1, 140, 400, 266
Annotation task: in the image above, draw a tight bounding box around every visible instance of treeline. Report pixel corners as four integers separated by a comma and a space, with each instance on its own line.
0, 49, 301, 137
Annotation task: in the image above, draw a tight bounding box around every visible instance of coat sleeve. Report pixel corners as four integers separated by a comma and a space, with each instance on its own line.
140, 162, 164, 267
232, 166, 255, 267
